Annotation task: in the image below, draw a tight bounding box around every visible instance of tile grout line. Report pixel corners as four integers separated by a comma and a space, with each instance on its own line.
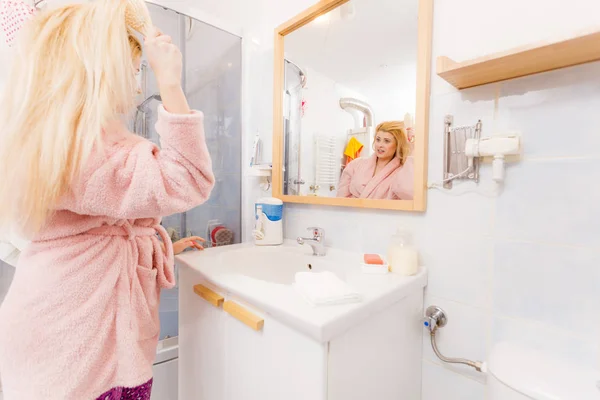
426, 294, 596, 343
487, 84, 498, 393
491, 236, 599, 251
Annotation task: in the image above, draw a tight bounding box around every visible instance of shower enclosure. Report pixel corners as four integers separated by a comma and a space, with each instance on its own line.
283, 59, 306, 196
137, 4, 242, 342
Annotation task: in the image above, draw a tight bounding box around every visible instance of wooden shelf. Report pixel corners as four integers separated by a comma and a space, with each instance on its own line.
437, 30, 600, 89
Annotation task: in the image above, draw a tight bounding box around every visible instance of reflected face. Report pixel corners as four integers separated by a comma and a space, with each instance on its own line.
374, 131, 397, 160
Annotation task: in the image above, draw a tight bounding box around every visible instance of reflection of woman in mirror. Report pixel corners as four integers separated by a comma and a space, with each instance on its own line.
337, 121, 413, 200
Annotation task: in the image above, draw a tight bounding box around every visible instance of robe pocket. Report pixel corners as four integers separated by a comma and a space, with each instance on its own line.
132, 265, 160, 340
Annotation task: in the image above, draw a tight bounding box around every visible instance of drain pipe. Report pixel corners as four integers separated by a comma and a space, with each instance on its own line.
423, 306, 485, 372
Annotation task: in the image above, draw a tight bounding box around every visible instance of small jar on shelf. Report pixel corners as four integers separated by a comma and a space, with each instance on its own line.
387, 229, 419, 276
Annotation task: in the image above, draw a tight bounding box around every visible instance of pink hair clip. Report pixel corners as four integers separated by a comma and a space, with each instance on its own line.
407, 127, 415, 143
1, 0, 36, 47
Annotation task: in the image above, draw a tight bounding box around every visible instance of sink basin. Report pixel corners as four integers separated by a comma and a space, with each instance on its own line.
215, 246, 346, 284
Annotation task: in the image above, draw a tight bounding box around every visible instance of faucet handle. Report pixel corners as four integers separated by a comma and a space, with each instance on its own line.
307, 227, 324, 238
423, 306, 447, 332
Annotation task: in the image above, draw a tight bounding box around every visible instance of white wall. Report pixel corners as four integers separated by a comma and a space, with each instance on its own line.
348, 62, 417, 122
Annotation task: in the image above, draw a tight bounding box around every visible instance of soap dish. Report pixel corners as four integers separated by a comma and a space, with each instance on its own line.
361, 255, 389, 274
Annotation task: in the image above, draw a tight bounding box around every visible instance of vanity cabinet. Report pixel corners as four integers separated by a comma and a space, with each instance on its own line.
179, 265, 423, 400
179, 276, 227, 399
179, 266, 327, 400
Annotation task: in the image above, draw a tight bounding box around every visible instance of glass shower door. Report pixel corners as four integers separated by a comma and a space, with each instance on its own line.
140, 4, 242, 340
183, 20, 242, 250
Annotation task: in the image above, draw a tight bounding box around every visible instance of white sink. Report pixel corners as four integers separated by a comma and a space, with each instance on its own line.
176, 241, 427, 342
215, 245, 347, 284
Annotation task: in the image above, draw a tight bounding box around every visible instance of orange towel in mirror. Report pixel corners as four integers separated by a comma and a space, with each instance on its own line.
344, 137, 363, 165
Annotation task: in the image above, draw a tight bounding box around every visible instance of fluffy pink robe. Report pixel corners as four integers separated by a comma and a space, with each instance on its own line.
337, 154, 414, 200
0, 105, 215, 399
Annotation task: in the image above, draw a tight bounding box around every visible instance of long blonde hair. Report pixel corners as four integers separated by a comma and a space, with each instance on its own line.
0, 1, 142, 235
374, 121, 411, 165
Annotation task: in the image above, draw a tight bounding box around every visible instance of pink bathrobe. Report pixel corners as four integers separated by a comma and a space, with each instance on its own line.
337, 154, 414, 200
0, 105, 215, 399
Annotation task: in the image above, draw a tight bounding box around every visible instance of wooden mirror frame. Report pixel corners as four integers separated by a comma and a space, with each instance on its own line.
272, 0, 433, 211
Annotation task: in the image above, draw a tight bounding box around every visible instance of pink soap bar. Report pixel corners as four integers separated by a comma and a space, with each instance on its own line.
364, 254, 384, 265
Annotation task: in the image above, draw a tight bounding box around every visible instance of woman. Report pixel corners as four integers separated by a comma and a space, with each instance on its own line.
0, 2, 214, 399
337, 121, 414, 200
1, 234, 207, 268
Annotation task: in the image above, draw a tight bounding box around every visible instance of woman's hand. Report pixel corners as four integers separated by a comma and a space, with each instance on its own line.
173, 236, 206, 255
144, 27, 182, 89
144, 27, 191, 114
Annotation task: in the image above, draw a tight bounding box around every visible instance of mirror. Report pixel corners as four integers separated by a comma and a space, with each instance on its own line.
273, 0, 432, 211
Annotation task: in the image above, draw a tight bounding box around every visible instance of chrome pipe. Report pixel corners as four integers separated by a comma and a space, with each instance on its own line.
423, 306, 484, 372
430, 331, 483, 372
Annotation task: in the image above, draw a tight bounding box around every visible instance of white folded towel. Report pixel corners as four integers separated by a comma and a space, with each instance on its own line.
294, 271, 362, 306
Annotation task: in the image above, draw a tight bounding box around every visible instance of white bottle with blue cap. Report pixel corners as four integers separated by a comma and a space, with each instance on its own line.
252, 197, 283, 246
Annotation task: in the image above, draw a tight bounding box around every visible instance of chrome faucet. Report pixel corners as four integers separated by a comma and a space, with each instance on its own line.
297, 227, 326, 256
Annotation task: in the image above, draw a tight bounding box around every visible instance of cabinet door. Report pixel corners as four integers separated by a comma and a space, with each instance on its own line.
223, 296, 327, 400
179, 266, 227, 400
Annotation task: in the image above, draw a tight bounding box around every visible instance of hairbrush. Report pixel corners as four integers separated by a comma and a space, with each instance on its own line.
124, 0, 152, 36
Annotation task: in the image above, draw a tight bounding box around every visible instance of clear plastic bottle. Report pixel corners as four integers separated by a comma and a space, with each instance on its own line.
387, 229, 419, 275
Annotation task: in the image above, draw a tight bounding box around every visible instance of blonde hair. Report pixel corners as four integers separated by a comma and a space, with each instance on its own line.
0, 1, 143, 235
374, 121, 411, 165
